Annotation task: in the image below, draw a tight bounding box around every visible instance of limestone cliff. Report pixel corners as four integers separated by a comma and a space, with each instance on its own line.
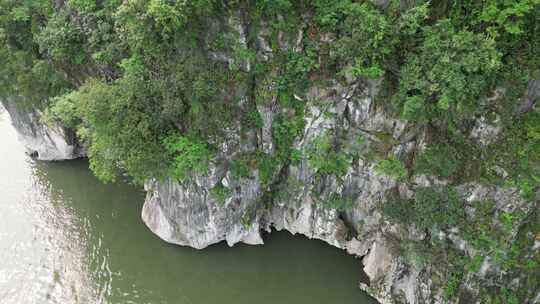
137, 12, 539, 304
140, 77, 537, 304
3, 7, 539, 304
1, 100, 85, 160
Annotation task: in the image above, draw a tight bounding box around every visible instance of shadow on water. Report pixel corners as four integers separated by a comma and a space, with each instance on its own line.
32, 159, 378, 304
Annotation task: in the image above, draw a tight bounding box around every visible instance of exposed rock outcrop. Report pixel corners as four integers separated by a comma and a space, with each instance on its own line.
140, 76, 538, 303
4, 8, 538, 304
139, 79, 420, 303
1, 100, 85, 160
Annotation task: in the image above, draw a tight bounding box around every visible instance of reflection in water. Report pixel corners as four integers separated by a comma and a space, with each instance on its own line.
0, 110, 377, 304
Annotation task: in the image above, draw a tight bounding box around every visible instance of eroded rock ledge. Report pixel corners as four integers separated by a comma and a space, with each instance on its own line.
1, 100, 85, 160
4, 80, 537, 304
4, 17, 539, 302
139, 79, 535, 304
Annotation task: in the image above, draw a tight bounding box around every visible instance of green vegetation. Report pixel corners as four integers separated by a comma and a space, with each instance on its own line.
388, 191, 539, 302
488, 111, 540, 200
383, 186, 464, 231
374, 156, 407, 182
210, 182, 232, 206
317, 192, 354, 212
394, 20, 501, 123
1, 1, 539, 302
414, 144, 460, 178
164, 134, 212, 181
230, 157, 251, 179
307, 134, 351, 177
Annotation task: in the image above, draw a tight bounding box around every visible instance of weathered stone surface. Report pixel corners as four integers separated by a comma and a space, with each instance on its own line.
139, 72, 536, 304
1, 100, 85, 160
142, 173, 265, 249
4, 12, 537, 304
140, 77, 427, 303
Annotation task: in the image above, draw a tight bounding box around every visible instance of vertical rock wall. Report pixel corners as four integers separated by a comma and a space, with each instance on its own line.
1, 100, 85, 160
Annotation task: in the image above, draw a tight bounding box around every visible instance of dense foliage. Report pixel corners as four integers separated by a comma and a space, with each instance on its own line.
1, 0, 539, 302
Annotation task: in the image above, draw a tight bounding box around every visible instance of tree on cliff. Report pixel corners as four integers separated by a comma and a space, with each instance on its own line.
1, 0, 539, 302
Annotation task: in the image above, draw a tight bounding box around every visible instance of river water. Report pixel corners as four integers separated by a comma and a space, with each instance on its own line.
0, 107, 377, 304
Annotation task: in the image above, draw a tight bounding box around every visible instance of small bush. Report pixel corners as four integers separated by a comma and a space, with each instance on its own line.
307, 135, 351, 177
230, 158, 251, 179
210, 183, 231, 205
164, 134, 212, 180
375, 156, 407, 181
415, 144, 460, 178
320, 193, 354, 211
383, 186, 465, 231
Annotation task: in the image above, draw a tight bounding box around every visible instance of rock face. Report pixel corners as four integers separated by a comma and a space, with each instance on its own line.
136, 78, 445, 303
141, 78, 534, 303
139, 13, 539, 304
1, 100, 85, 160
4, 11, 537, 304
138, 13, 427, 302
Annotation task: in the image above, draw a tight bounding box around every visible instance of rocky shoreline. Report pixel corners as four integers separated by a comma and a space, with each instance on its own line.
4, 83, 536, 304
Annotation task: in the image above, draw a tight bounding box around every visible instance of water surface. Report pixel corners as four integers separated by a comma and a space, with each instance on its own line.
0, 108, 377, 304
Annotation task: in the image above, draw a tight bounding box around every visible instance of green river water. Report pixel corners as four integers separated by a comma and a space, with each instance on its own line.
0, 108, 377, 304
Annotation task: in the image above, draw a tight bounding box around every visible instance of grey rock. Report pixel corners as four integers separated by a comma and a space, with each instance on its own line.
140, 77, 431, 303
140, 70, 534, 303
1, 100, 85, 160
470, 116, 501, 146
5, 10, 536, 304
